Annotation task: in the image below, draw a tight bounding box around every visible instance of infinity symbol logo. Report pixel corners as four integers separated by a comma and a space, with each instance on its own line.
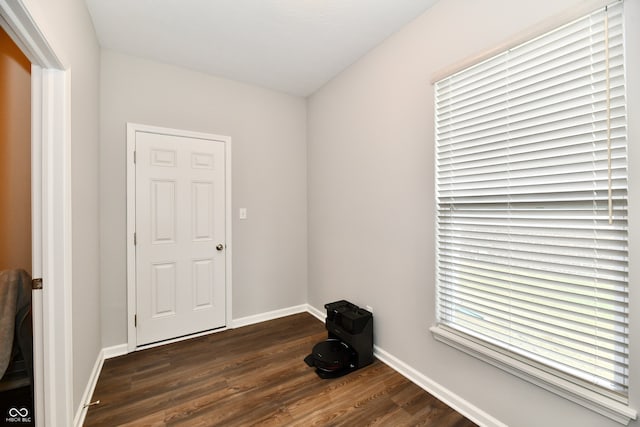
8, 407, 29, 417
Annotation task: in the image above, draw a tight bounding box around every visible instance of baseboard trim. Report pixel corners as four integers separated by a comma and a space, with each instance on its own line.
231, 304, 309, 328
306, 304, 325, 322
372, 345, 507, 427
73, 348, 105, 427
103, 344, 128, 359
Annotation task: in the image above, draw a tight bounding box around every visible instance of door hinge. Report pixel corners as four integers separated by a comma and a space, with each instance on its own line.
32, 278, 43, 290
134, 232, 137, 245
134, 314, 137, 327
133, 151, 136, 164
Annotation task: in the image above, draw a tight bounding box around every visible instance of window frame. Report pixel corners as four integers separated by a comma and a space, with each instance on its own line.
430, 1, 637, 424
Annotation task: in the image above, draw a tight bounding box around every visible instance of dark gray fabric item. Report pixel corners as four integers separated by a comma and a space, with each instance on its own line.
0, 269, 31, 379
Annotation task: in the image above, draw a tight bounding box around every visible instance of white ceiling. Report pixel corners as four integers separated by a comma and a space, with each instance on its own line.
84, 0, 438, 96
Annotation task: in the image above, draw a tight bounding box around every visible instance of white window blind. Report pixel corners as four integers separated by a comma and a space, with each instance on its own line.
434, 0, 629, 406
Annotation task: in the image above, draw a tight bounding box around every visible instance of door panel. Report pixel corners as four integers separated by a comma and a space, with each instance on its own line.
151, 180, 176, 243
192, 181, 213, 240
136, 131, 226, 346
193, 259, 213, 308
151, 262, 176, 317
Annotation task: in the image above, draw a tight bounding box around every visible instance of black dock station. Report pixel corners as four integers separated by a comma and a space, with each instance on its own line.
304, 300, 373, 379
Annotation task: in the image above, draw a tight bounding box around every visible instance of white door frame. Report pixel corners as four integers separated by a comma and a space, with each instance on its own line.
126, 123, 232, 352
0, 1, 73, 427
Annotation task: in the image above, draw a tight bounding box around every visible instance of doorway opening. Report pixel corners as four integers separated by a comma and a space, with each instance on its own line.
0, 24, 34, 426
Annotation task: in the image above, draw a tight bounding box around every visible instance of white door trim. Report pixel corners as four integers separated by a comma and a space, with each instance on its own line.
126, 123, 232, 352
0, 2, 72, 426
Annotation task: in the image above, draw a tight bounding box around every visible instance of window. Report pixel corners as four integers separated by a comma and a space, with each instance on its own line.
432, 2, 635, 423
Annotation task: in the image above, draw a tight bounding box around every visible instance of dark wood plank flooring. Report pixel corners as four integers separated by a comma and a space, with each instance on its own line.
84, 313, 477, 426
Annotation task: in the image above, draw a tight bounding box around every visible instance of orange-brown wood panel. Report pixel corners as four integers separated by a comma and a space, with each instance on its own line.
0, 26, 31, 274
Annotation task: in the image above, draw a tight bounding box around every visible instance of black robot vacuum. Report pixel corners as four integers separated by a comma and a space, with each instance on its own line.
304, 339, 356, 379
304, 300, 373, 379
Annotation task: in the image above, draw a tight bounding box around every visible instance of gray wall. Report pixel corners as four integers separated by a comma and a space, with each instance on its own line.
23, 0, 102, 412
99, 50, 308, 346
307, 0, 640, 426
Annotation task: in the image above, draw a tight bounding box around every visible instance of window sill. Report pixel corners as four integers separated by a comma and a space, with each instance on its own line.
430, 325, 637, 425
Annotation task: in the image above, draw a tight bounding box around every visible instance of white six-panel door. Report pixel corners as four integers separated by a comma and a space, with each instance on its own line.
134, 130, 227, 346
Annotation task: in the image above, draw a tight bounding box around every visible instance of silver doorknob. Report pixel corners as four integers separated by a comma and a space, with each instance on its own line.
216, 244, 224, 251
